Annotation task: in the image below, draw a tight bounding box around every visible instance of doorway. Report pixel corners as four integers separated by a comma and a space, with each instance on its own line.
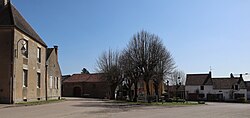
73, 87, 81, 97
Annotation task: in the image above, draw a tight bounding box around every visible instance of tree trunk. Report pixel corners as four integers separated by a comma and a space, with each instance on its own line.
145, 80, 151, 103
128, 86, 132, 101
110, 85, 117, 100
154, 83, 159, 102
133, 81, 138, 102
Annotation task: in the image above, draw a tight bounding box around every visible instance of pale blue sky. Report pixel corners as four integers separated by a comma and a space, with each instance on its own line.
12, 0, 250, 77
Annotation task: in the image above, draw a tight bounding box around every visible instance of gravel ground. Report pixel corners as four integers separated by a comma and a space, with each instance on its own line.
0, 97, 249, 118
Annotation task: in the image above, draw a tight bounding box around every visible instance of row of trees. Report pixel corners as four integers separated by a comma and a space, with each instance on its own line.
97, 30, 178, 102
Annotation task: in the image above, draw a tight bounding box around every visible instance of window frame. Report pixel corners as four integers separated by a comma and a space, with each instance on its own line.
22, 40, 28, 58
49, 76, 53, 89
234, 85, 239, 90
200, 85, 204, 90
23, 69, 28, 87
37, 73, 41, 88
37, 47, 41, 63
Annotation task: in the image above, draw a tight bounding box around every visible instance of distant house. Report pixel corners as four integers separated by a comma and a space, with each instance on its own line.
46, 46, 62, 100
245, 81, 250, 100
164, 85, 185, 99
185, 72, 213, 101
185, 72, 247, 101
136, 79, 165, 101
62, 73, 111, 99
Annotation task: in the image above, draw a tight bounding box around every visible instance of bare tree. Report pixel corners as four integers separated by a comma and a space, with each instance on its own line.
170, 70, 186, 85
126, 30, 175, 102
152, 50, 175, 101
97, 49, 123, 99
120, 50, 141, 101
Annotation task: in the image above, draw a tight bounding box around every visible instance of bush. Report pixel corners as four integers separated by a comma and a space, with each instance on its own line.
236, 97, 246, 103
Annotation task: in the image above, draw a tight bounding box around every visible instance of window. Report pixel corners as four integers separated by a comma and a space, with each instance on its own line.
23, 70, 28, 87
22, 40, 28, 58
200, 86, 204, 90
234, 85, 239, 90
50, 76, 53, 89
37, 47, 41, 63
56, 77, 59, 89
37, 73, 41, 88
53, 77, 56, 89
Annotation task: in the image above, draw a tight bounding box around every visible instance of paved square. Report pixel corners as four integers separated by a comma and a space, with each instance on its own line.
0, 98, 249, 118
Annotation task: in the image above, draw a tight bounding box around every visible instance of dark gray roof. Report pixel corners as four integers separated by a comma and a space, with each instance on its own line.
0, 2, 47, 46
186, 73, 212, 85
212, 77, 246, 89
46, 48, 53, 60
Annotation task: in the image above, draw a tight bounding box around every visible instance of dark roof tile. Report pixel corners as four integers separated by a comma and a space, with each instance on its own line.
63, 73, 107, 83
186, 73, 212, 85
0, 3, 47, 46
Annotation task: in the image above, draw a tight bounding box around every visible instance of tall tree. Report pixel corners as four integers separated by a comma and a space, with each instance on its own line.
120, 50, 141, 101
81, 68, 90, 74
97, 49, 123, 99
126, 30, 175, 102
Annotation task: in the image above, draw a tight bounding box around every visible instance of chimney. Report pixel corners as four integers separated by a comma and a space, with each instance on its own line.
0, 0, 9, 9
209, 71, 212, 78
240, 74, 242, 79
230, 73, 234, 78
54, 45, 58, 55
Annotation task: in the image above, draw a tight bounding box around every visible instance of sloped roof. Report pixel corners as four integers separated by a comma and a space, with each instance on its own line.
186, 73, 212, 85
46, 48, 53, 60
212, 77, 246, 89
0, 2, 47, 46
245, 81, 250, 91
63, 73, 107, 83
165, 85, 185, 92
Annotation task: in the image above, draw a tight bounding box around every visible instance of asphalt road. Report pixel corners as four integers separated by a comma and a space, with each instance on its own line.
0, 98, 249, 118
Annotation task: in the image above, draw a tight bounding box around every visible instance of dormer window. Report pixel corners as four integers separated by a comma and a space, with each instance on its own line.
234, 85, 239, 90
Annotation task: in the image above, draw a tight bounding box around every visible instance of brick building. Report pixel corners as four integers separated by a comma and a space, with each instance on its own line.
0, 0, 61, 103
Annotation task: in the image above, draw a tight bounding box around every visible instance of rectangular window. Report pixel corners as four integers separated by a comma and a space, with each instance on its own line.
23, 40, 28, 58
37, 47, 41, 63
53, 77, 56, 89
200, 86, 204, 90
56, 77, 59, 89
37, 73, 41, 88
23, 70, 28, 87
234, 85, 239, 90
50, 76, 53, 89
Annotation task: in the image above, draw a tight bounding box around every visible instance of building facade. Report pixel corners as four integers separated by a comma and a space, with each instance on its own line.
185, 72, 247, 102
46, 46, 62, 100
63, 73, 111, 99
0, 0, 61, 103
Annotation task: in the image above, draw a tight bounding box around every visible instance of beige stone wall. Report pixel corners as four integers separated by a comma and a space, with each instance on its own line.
46, 49, 61, 99
0, 28, 13, 103
13, 29, 46, 103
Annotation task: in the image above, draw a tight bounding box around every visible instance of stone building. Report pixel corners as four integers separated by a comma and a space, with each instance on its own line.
0, 0, 61, 103
46, 46, 62, 100
62, 73, 111, 99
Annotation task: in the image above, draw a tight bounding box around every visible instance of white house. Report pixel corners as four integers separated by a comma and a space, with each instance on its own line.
185, 72, 247, 101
